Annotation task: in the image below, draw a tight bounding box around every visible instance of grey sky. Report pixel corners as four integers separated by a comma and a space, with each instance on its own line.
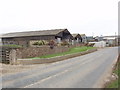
0, 0, 118, 36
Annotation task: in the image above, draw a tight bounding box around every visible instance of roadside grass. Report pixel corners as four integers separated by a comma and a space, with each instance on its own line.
107, 80, 118, 88
30, 46, 95, 59
106, 62, 120, 88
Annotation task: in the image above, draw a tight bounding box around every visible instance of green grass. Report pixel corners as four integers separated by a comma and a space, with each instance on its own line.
113, 67, 119, 75
107, 80, 119, 88
30, 46, 95, 59
107, 62, 120, 88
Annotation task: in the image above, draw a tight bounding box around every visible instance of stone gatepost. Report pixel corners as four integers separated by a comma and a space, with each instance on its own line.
9, 49, 17, 65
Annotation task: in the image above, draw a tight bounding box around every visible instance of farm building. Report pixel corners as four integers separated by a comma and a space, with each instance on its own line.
72, 34, 82, 44
80, 34, 87, 43
87, 36, 94, 42
1, 29, 73, 47
94, 36, 104, 42
103, 35, 119, 46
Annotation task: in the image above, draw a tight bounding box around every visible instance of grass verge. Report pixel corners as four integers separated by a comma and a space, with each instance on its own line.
106, 56, 120, 88
30, 46, 95, 59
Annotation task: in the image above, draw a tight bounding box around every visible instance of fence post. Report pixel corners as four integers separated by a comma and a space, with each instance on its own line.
9, 49, 17, 65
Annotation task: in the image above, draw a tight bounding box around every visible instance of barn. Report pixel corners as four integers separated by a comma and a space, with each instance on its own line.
80, 34, 87, 43
1, 29, 73, 47
72, 34, 82, 44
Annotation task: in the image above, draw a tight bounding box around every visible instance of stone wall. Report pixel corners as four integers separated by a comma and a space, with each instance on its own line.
17, 48, 97, 65
16, 46, 70, 59
2, 44, 85, 64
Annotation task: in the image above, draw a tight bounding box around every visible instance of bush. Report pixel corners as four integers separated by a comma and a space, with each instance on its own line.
32, 40, 49, 46
32, 42, 40, 45
87, 43, 95, 47
48, 40, 56, 49
61, 41, 69, 46
48, 40, 55, 45
84, 43, 95, 47
84, 43, 88, 46
42, 40, 49, 45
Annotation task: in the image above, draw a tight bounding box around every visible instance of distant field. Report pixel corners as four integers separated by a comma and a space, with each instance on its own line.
30, 46, 95, 59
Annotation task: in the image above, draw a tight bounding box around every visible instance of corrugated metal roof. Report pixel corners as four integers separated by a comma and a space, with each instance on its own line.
1, 29, 67, 38
103, 37, 116, 40
72, 34, 79, 38
80, 34, 86, 36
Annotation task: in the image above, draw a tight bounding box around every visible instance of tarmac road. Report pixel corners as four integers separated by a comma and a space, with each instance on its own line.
1, 47, 118, 88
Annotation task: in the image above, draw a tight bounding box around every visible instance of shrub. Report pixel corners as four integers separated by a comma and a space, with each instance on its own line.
84, 43, 88, 46
32, 42, 39, 45
84, 43, 95, 47
39, 41, 44, 45
85, 43, 95, 47
32, 40, 49, 46
61, 41, 69, 46
48, 40, 56, 49
42, 40, 49, 45
89, 43, 95, 47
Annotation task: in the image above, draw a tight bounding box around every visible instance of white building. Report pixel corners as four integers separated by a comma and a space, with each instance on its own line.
89, 41, 106, 47
80, 34, 87, 43
103, 36, 118, 46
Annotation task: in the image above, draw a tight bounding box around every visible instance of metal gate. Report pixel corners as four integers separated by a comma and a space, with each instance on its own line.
1, 48, 10, 64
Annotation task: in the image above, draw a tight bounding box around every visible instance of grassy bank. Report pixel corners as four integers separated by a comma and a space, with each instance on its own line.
30, 46, 95, 59
106, 56, 120, 88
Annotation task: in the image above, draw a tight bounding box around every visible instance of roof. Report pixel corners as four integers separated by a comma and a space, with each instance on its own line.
103, 35, 119, 38
72, 34, 79, 38
1, 29, 67, 38
103, 35, 117, 37
80, 34, 86, 36
103, 37, 116, 40
87, 36, 93, 38
103, 35, 120, 39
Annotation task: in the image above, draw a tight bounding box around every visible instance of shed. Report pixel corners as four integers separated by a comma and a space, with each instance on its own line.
1, 29, 73, 47
80, 34, 87, 43
72, 34, 82, 44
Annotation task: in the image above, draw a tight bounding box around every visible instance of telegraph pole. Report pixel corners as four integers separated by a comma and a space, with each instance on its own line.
115, 32, 117, 46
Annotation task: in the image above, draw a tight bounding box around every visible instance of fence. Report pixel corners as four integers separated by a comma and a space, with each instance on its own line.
1, 47, 17, 64
1, 48, 11, 64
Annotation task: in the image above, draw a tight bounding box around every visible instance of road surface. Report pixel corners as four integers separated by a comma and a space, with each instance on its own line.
1, 47, 118, 88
